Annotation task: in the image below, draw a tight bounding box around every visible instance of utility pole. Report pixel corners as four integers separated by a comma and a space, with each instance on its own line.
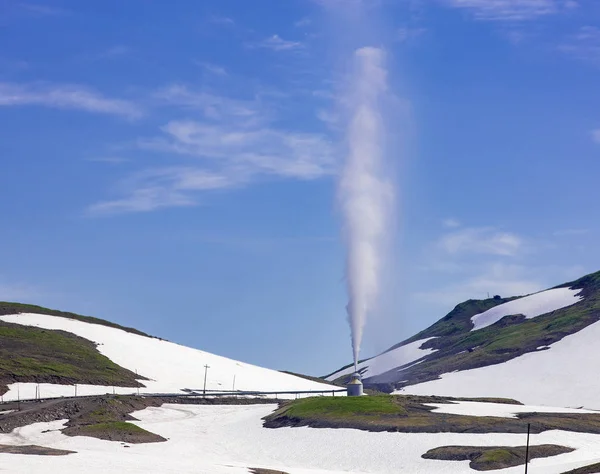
232, 375, 236, 392
524, 423, 531, 474
203, 364, 210, 397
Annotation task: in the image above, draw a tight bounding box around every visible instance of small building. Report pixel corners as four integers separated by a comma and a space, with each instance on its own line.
347, 373, 363, 397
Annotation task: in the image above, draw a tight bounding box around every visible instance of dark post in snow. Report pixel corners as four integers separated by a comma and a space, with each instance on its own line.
203, 364, 210, 397
524, 423, 531, 474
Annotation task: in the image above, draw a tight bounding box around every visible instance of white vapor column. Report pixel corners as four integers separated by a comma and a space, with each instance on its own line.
339, 47, 392, 371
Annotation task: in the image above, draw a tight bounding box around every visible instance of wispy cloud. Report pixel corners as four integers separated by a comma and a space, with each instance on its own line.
90, 86, 335, 214
154, 85, 259, 123
396, 26, 427, 43
295, 17, 312, 28
437, 227, 523, 257
442, 218, 461, 228
19, 3, 70, 16
560, 26, 600, 64
196, 62, 228, 76
0, 82, 142, 119
440, 0, 577, 21
88, 167, 236, 215
592, 128, 600, 142
85, 156, 130, 164
98, 45, 131, 59
209, 15, 235, 26
251, 35, 304, 52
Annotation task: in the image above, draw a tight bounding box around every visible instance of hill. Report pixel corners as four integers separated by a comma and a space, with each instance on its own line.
0, 304, 337, 401
326, 269, 600, 408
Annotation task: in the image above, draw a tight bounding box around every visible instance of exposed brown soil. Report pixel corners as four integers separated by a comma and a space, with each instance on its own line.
0, 444, 75, 456
249, 469, 290, 474
423, 444, 573, 471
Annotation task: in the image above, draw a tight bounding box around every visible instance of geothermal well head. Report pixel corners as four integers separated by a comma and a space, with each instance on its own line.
347, 372, 364, 397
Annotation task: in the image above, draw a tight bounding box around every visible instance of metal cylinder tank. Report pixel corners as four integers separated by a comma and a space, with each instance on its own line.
347, 373, 363, 397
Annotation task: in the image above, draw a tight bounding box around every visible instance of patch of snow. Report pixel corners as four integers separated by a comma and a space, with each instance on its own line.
403, 319, 600, 409
326, 337, 437, 381
471, 287, 583, 331
425, 401, 597, 418
3, 404, 600, 473
0, 313, 339, 402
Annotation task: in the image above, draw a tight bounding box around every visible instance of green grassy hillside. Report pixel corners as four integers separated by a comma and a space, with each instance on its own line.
0, 304, 149, 396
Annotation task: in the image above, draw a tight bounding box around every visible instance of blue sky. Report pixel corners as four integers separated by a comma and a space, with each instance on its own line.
1, 0, 600, 376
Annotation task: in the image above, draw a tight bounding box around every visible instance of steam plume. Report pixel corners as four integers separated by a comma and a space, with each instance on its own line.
339, 47, 392, 372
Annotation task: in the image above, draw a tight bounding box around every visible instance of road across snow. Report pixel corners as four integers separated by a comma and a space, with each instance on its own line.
326, 337, 437, 381
471, 287, 583, 331
3, 404, 600, 473
0, 313, 339, 402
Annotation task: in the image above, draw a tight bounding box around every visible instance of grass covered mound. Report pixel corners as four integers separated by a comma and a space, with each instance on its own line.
0, 321, 144, 396
61, 396, 166, 443
264, 395, 600, 435
422, 445, 574, 471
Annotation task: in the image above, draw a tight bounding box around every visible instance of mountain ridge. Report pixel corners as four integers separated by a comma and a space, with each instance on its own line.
327, 269, 600, 397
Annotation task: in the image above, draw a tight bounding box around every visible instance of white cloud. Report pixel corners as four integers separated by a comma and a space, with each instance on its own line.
252, 35, 303, 52
295, 17, 312, 28
85, 156, 130, 164
438, 227, 523, 257
154, 85, 259, 123
593, 128, 600, 142
442, 218, 461, 228
90, 86, 335, 214
140, 121, 334, 180
19, 3, 70, 16
396, 26, 427, 43
560, 26, 600, 64
440, 0, 576, 21
197, 62, 228, 76
88, 167, 236, 215
0, 82, 142, 119
209, 16, 235, 26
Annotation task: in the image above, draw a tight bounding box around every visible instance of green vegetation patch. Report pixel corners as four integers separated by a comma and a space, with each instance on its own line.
282, 395, 406, 420
0, 321, 143, 395
0, 302, 150, 337
423, 445, 574, 471
265, 394, 600, 434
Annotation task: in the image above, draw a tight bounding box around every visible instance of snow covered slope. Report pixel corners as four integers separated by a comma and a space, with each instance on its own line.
327, 270, 600, 408
471, 287, 582, 331
403, 318, 600, 409
325, 337, 437, 381
0, 313, 338, 401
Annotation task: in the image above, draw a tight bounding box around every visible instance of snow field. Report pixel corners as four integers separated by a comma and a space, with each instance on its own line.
3, 404, 600, 473
471, 287, 583, 331
425, 401, 597, 418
